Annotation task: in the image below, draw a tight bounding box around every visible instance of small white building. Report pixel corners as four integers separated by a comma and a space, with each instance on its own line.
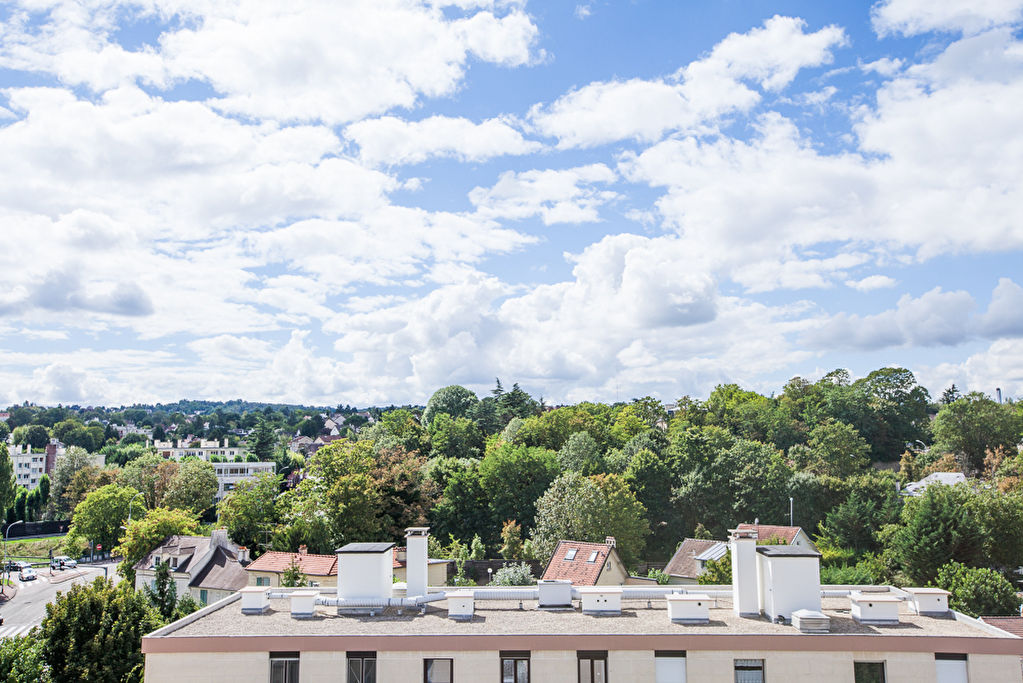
212, 460, 276, 502
902, 472, 967, 496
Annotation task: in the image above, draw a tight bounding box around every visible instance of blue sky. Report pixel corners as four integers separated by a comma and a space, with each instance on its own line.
1, 0, 1022, 407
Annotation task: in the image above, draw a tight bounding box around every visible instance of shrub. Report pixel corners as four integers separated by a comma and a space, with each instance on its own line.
935, 561, 1021, 617
491, 562, 535, 586
647, 568, 671, 585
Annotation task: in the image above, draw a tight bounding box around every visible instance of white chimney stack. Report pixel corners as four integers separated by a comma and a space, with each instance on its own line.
405, 527, 429, 598
730, 527, 759, 617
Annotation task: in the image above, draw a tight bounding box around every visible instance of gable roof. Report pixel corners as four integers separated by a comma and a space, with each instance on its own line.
541, 540, 616, 585
136, 535, 211, 572
664, 538, 727, 579
190, 546, 248, 592
736, 523, 808, 546
245, 551, 338, 577
903, 471, 967, 495
981, 616, 1023, 637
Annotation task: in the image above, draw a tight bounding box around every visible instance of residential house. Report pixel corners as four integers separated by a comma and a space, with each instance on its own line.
142, 526, 1023, 683
663, 538, 728, 584
540, 537, 629, 586
392, 546, 450, 586
903, 472, 967, 496
212, 460, 276, 502
735, 523, 817, 550
135, 529, 248, 605
246, 547, 338, 588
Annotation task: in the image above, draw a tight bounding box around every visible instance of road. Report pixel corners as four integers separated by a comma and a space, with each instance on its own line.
0, 562, 121, 639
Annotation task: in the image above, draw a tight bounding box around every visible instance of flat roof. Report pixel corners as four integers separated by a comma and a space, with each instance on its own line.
149, 592, 1013, 648
336, 543, 395, 554
756, 546, 821, 558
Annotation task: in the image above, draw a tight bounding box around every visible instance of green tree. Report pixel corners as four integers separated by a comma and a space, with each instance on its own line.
40, 577, 161, 683
429, 461, 490, 547
427, 413, 484, 460
162, 458, 218, 516
935, 561, 1021, 617
114, 506, 201, 583
144, 560, 178, 621
68, 484, 139, 554
217, 472, 282, 554
280, 557, 308, 587
0, 635, 46, 683
370, 409, 430, 456
13, 424, 50, 449
969, 490, 1023, 578
478, 443, 558, 538
698, 552, 732, 585
932, 393, 1023, 474
624, 447, 678, 559
469, 533, 486, 560
422, 385, 479, 427
14, 486, 28, 523
370, 447, 438, 542
886, 484, 983, 585
116, 452, 166, 510
557, 431, 603, 473
499, 519, 524, 560
250, 418, 276, 461
531, 471, 649, 568
791, 419, 870, 477
0, 444, 15, 519
817, 491, 883, 554
491, 562, 534, 586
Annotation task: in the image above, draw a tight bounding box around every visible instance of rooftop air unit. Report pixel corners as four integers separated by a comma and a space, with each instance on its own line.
446, 591, 474, 621
578, 586, 622, 615
850, 592, 900, 625
755, 545, 822, 623
537, 579, 573, 608
903, 587, 951, 617
666, 593, 710, 624
791, 609, 830, 633
336, 542, 396, 601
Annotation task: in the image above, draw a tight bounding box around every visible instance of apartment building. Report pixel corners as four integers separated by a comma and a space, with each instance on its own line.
8, 444, 47, 490
142, 527, 1023, 683
212, 460, 276, 502
154, 438, 245, 461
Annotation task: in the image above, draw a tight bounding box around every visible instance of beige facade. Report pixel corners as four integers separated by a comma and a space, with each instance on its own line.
393, 562, 449, 587
247, 569, 338, 588
144, 648, 1023, 682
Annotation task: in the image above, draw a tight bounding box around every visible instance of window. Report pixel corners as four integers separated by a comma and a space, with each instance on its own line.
935, 654, 968, 683
734, 659, 764, 683
578, 651, 607, 683
565, 548, 578, 561
424, 658, 453, 683
170, 557, 178, 569
501, 651, 529, 683
199, 589, 208, 605
854, 662, 886, 683
256, 576, 271, 587
347, 651, 376, 683
587, 551, 599, 563
655, 651, 687, 683
270, 652, 300, 683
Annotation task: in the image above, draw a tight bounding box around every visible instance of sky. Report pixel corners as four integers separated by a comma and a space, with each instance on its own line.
1, 0, 1023, 408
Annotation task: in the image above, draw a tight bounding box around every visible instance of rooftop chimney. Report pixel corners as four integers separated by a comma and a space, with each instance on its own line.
605, 536, 616, 548
406, 527, 429, 598
237, 546, 250, 565
730, 527, 759, 617
298, 545, 308, 555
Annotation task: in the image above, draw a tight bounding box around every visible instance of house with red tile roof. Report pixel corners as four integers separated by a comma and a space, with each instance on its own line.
736, 523, 817, 550
245, 546, 338, 588
392, 546, 450, 586
664, 538, 728, 584
541, 538, 629, 586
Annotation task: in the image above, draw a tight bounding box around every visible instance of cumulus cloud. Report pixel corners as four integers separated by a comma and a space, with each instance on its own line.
871, 0, 1023, 37
847, 275, 898, 291
529, 16, 846, 148
469, 164, 619, 224
344, 115, 542, 166
919, 338, 1023, 399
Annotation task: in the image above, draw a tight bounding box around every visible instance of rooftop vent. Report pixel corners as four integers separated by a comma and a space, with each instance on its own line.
850, 592, 900, 625
290, 590, 319, 619
791, 609, 830, 633
239, 586, 270, 615
447, 590, 474, 621
755, 545, 822, 623
666, 593, 710, 624
578, 586, 622, 615
903, 587, 950, 617
336, 542, 396, 602
537, 579, 573, 608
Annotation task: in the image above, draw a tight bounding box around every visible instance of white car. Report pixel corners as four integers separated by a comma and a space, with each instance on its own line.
19, 567, 37, 581
51, 555, 77, 570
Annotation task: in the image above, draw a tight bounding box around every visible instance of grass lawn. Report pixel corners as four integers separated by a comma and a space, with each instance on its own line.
2, 534, 75, 560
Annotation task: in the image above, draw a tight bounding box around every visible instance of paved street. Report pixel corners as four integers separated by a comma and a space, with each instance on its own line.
0, 562, 121, 639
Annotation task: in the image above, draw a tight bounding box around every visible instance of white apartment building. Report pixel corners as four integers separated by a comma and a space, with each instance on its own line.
154, 438, 245, 461
8, 444, 47, 490
142, 527, 1023, 683
212, 460, 276, 502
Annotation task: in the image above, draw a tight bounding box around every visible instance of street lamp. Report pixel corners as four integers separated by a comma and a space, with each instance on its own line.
3, 520, 24, 596
126, 491, 144, 526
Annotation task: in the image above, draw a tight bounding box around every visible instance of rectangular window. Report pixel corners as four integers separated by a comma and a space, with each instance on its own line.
269, 652, 300, 683
256, 576, 270, 587
501, 651, 529, 683
424, 658, 453, 683
734, 659, 764, 683
935, 654, 968, 683
655, 651, 687, 683
578, 651, 607, 683
199, 589, 208, 605
587, 551, 599, 563
347, 651, 377, 683
565, 548, 578, 561
854, 661, 886, 683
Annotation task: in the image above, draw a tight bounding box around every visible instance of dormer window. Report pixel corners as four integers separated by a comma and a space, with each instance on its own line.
587, 551, 598, 563
171, 557, 178, 570
565, 548, 578, 561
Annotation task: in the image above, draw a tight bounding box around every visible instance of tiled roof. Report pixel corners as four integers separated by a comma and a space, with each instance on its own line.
981, 616, 1023, 637
190, 546, 248, 592
664, 538, 726, 579
245, 551, 338, 576
136, 535, 211, 572
541, 540, 613, 585
736, 523, 804, 545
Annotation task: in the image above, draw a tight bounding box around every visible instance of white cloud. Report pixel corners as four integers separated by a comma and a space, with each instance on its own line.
979, 277, 1023, 338
919, 339, 1023, 399
847, 275, 897, 291
528, 16, 846, 148
469, 164, 618, 224
0, 0, 540, 124
860, 57, 904, 76
344, 115, 541, 166
871, 0, 1023, 37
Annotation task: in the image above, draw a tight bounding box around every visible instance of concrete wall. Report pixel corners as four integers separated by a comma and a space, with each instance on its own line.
142, 648, 1023, 682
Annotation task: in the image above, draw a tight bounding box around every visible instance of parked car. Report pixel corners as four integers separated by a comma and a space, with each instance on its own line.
3, 560, 19, 573
51, 555, 77, 570
19, 567, 37, 581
